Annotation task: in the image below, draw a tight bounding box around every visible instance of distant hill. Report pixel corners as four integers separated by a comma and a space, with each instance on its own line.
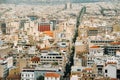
0, 0, 103, 4
0, 0, 118, 4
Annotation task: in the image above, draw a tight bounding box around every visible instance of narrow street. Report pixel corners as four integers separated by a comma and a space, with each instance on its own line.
63, 6, 86, 80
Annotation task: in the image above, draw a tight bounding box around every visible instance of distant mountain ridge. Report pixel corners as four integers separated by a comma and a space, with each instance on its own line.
0, 0, 118, 4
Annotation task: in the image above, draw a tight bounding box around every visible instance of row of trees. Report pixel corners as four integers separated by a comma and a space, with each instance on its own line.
64, 6, 86, 78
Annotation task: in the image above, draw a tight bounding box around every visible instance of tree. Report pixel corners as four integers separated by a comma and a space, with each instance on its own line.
52, 62, 58, 66
37, 75, 44, 80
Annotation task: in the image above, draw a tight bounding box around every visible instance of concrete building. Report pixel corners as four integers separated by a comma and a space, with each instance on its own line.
1, 22, 6, 34
89, 39, 113, 47
0, 59, 9, 79
17, 58, 28, 72
113, 23, 120, 32
96, 64, 104, 76
104, 42, 120, 56
89, 45, 104, 57
87, 27, 98, 36
21, 68, 35, 80
38, 22, 52, 32
40, 51, 66, 67
30, 56, 40, 67
70, 75, 79, 80
7, 67, 21, 80
87, 55, 95, 67
104, 62, 117, 78
6, 21, 19, 34
6, 56, 13, 68
116, 50, 120, 56
117, 69, 120, 79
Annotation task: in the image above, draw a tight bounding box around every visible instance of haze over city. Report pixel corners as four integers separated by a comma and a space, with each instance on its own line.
0, 0, 118, 4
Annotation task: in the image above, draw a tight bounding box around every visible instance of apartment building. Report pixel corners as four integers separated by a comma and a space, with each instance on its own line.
0, 59, 9, 79
89, 39, 113, 47
21, 68, 35, 80
45, 72, 61, 80
89, 45, 104, 57
104, 42, 120, 56
30, 56, 40, 67
104, 62, 117, 78
38, 22, 52, 32
40, 51, 65, 67
87, 27, 98, 36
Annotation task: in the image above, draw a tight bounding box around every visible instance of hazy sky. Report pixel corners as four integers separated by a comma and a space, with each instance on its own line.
0, 0, 115, 4
0, 0, 103, 3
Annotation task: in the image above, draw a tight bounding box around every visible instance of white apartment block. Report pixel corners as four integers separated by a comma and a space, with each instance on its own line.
21, 69, 35, 80
104, 63, 117, 78
89, 46, 104, 57
40, 51, 65, 66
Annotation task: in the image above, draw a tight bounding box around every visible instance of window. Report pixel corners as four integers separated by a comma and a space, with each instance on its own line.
77, 69, 81, 71
44, 57, 46, 58
105, 69, 107, 73
55, 78, 57, 80
28, 74, 29, 77
98, 68, 102, 71
14, 72, 16, 75
22, 74, 24, 77
106, 75, 107, 77
32, 74, 34, 77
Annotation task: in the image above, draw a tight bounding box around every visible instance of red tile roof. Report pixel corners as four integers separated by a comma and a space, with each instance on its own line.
111, 78, 117, 80
45, 72, 60, 78
110, 42, 120, 45
0, 58, 4, 60
90, 45, 99, 48
107, 62, 117, 64
43, 31, 53, 37
31, 57, 40, 62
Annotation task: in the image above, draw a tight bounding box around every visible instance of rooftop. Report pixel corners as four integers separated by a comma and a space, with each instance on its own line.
110, 42, 120, 45
90, 45, 99, 48
31, 56, 40, 62
45, 72, 60, 78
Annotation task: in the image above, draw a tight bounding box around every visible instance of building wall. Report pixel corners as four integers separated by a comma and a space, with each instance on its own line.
0, 65, 4, 78
104, 65, 117, 78
87, 29, 98, 36
45, 77, 60, 80
21, 71, 34, 80
40, 52, 65, 66
9, 67, 20, 75
38, 24, 50, 32
106, 45, 120, 56
113, 23, 120, 32
87, 56, 95, 67
1, 23, 6, 34
6, 57, 13, 68
117, 69, 120, 79
18, 58, 28, 72
0, 62, 8, 79
89, 48, 104, 56
89, 40, 113, 47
